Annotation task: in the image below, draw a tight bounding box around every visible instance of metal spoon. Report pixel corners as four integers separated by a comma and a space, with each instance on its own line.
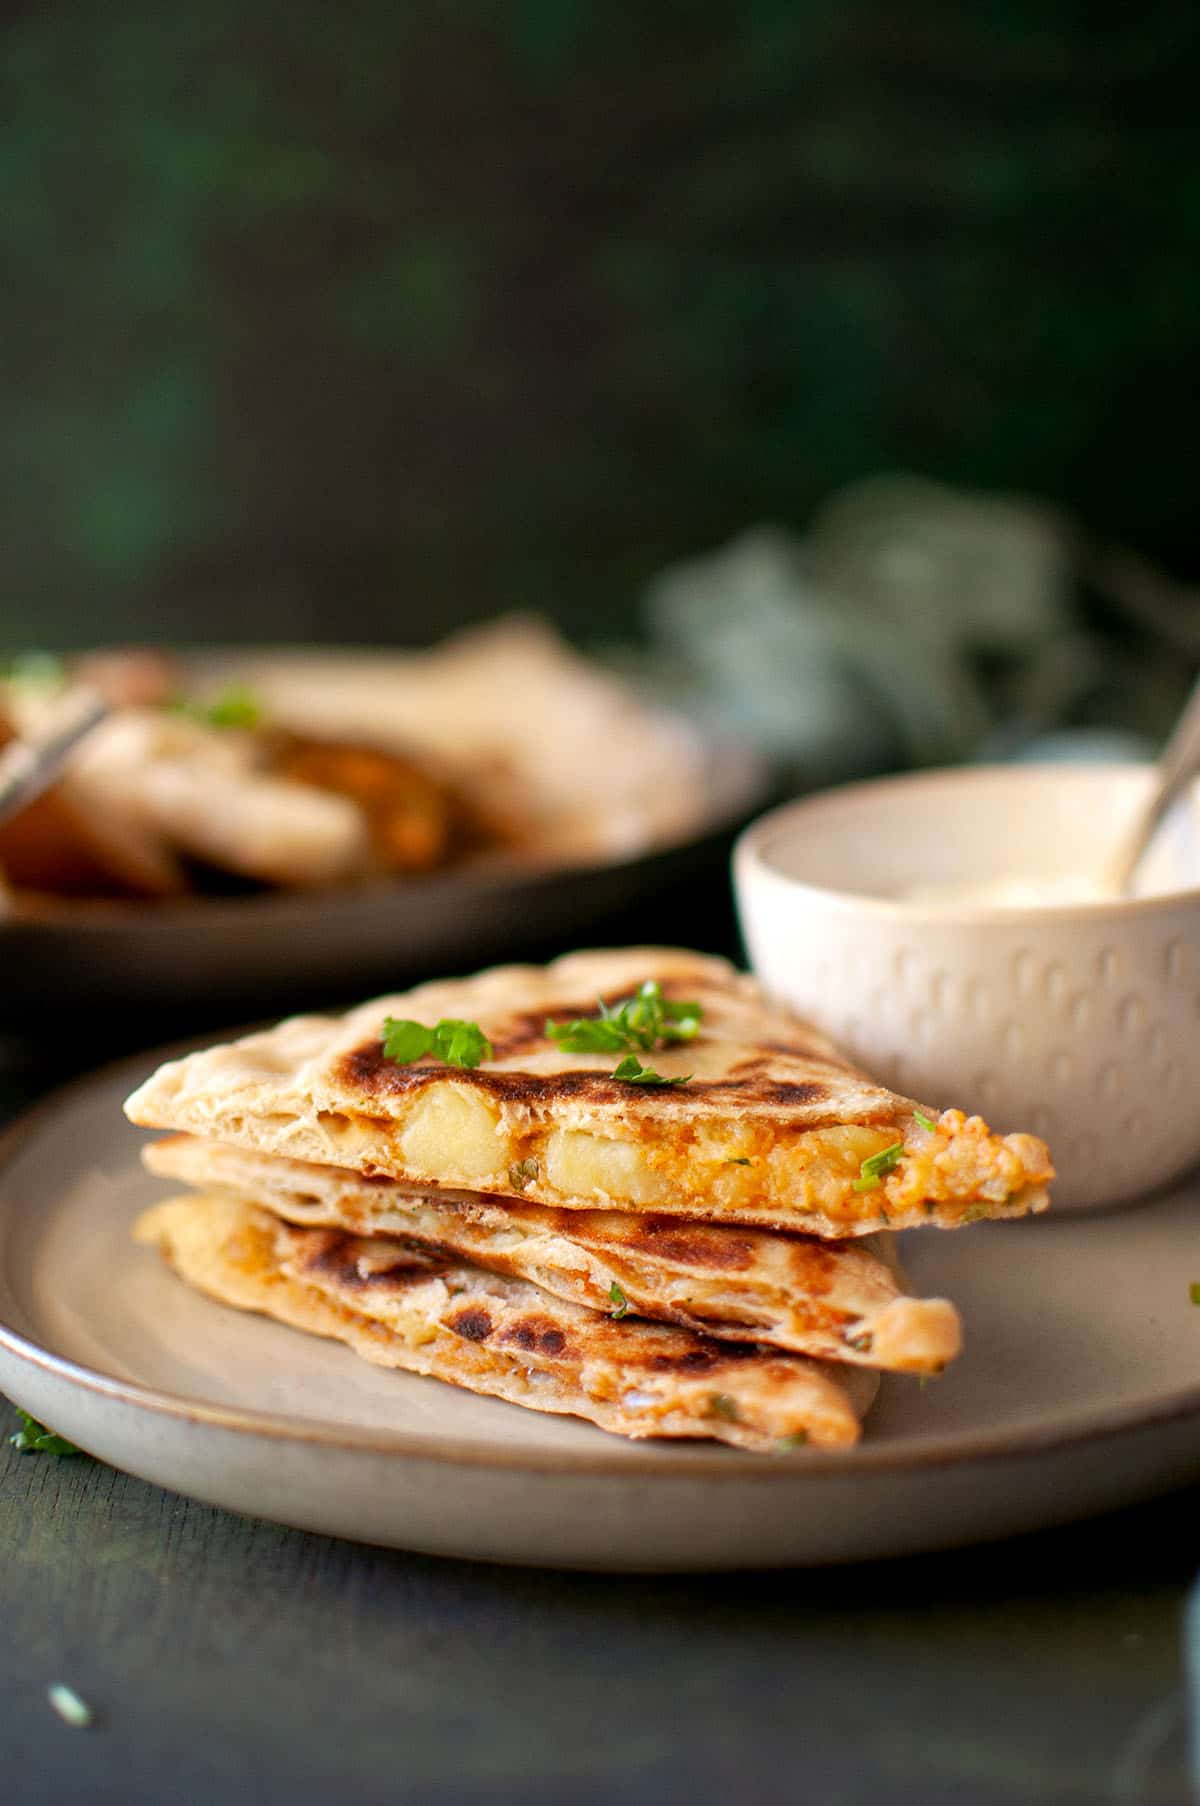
1105, 669, 1200, 894
0, 688, 111, 827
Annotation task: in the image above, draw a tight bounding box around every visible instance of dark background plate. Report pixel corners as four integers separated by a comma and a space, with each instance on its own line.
0, 649, 767, 1018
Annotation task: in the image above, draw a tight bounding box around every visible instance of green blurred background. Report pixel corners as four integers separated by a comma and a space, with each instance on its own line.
3, 1, 1198, 650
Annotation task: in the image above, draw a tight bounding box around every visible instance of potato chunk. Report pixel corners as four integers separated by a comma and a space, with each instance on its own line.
400, 1085, 507, 1183
544, 1129, 668, 1205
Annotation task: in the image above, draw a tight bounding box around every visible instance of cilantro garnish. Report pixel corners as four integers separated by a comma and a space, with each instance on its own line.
1, 650, 65, 689
913, 1110, 936, 1132
775, 1432, 809, 1452
47, 1684, 93, 1729
9, 1410, 82, 1456
508, 1157, 539, 1192
176, 683, 263, 729
546, 981, 701, 1056
382, 1017, 493, 1070
1190, 1283, 1200, 1306
726, 1156, 751, 1166
705, 1393, 739, 1423
853, 1141, 904, 1193
609, 1281, 630, 1320
611, 1054, 691, 1087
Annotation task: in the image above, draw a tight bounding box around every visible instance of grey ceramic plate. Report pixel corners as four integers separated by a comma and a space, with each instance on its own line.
3, 1051, 1200, 1571
0, 646, 768, 1013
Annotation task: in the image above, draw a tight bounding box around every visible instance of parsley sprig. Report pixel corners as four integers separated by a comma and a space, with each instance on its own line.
853, 1141, 904, 1193
1, 650, 65, 690
47, 1684, 93, 1729
546, 981, 701, 1056
382, 1017, 493, 1070
545, 980, 700, 1086
611, 1054, 691, 1087
9, 1410, 82, 1456
174, 683, 263, 729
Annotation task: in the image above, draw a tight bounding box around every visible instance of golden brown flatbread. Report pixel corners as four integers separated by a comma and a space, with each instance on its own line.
125, 948, 1053, 1237
143, 1134, 961, 1373
134, 1194, 877, 1451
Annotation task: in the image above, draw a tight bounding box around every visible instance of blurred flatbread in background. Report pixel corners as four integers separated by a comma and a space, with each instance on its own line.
0, 708, 185, 900
70, 710, 371, 890
212, 616, 712, 862
0, 697, 367, 892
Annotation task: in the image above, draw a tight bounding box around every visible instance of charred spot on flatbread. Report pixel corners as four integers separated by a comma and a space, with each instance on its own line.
447, 1305, 495, 1342
623, 1216, 756, 1272
499, 1316, 570, 1357
291, 1228, 446, 1293
338, 1035, 838, 1113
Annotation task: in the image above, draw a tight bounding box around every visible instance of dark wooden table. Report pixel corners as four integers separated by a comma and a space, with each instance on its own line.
0, 951, 1196, 1805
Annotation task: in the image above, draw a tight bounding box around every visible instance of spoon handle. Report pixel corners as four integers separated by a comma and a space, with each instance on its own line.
1106, 670, 1200, 894
0, 689, 111, 828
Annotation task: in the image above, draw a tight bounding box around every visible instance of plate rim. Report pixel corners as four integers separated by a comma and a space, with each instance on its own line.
4, 1047, 1200, 1482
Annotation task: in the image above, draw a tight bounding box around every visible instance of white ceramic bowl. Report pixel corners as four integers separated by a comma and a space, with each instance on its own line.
734, 764, 1200, 1212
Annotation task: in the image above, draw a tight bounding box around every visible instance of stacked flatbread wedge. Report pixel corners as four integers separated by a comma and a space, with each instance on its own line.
127, 949, 1054, 1454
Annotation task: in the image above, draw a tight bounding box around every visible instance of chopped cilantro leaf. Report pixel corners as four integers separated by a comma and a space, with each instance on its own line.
46, 1683, 93, 1726
508, 1157, 539, 1192
203, 684, 262, 728
382, 1017, 492, 1070
726, 1156, 751, 1166
175, 683, 263, 729
610, 1054, 690, 1087
609, 1281, 630, 1320
382, 1018, 438, 1063
9, 1410, 81, 1456
544, 1015, 630, 1054
2, 650, 65, 689
47, 1684, 93, 1729
546, 980, 702, 1056
854, 1141, 903, 1193
705, 1393, 739, 1423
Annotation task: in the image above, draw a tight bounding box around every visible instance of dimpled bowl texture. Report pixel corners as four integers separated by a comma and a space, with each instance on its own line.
734, 765, 1200, 1212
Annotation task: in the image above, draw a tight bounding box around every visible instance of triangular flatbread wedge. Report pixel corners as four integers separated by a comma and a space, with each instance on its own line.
125, 948, 1053, 1237
144, 1135, 962, 1373
134, 1195, 877, 1451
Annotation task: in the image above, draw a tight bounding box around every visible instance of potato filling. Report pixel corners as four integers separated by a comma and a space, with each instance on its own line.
381, 1094, 1050, 1228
